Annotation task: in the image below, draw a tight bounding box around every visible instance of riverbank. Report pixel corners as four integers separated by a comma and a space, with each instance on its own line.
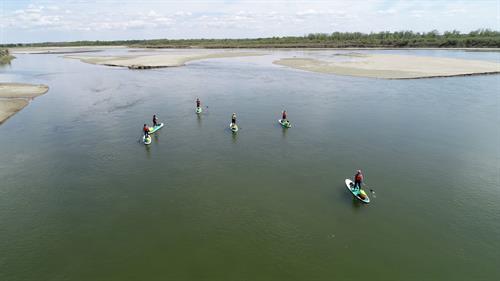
274, 54, 500, 79
0, 49, 15, 64
0, 83, 49, 124
9, 46, 124, 54
2, 30, 499, 48
65, 51, 263, 69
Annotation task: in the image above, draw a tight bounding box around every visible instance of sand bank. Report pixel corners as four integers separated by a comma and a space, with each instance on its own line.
10, 46, 125, 54
0, 83, 49, 124
273, 54, 500, 79
0, 49, 15, 64
66, 51, 264, 69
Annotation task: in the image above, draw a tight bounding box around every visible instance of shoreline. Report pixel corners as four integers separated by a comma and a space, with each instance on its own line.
65, 51, 265, 69
8, 46, 500, 52
0, 49, 15, 64
273, 54, 500, 79
9, 46, 125, 54
0, 83, 49, 124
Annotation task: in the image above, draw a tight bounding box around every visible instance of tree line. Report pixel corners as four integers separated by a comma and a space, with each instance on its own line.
1, 29, 499, 48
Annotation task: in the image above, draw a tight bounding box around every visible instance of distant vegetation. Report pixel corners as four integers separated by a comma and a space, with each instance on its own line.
2, 29, 499, 49
0, 49, 15, 64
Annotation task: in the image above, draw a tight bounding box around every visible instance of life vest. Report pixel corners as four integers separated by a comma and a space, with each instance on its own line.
355, 173, 363, 182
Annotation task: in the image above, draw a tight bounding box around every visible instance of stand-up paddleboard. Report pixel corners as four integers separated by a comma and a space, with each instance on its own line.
345, 179, 370, 204
278, 119, 291, 128
143, 135, 152, 145
230, 123, 239, 132
148, 123, 164, 134
196, 107, 202, 114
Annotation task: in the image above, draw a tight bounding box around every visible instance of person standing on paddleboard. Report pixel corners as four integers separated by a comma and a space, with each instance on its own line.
282, 110, 287, 122
231, 113, 237, 125
143, 124, 150, 137
196, 98, 201, 109
354, 170, 363, 191
152, 115, 159, 127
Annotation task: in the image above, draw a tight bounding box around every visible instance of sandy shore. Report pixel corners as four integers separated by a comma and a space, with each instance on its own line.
273, 54, 500, 79
0, 83, 49, 124
66, 51, 264, 69
9, 46, 125, 54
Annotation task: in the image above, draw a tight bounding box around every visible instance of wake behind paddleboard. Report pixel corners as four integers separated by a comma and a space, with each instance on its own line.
278, 119, 291, 128
148, 123, 164, 134
345, 179, 370, 204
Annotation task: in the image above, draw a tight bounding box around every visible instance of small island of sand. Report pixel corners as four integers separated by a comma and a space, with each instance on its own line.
65, 51, 264, 69
273, 54, 500, 79
10, 46, 125, 55
0, 83, 49, 124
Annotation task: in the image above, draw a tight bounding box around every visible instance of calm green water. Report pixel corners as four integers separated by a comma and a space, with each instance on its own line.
1, 49, 499, 281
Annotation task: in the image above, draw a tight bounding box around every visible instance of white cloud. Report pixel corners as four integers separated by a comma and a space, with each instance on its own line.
296, 9, 321, 17
0, 0, 497, 43
174, 11, 193, 17
410, 10, 425, 18
377, 9, 397, 15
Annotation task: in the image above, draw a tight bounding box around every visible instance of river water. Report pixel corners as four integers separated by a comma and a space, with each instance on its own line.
1, 49, 499, 280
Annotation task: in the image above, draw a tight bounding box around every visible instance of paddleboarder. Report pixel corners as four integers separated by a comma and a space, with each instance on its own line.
231, 113, 237, 125
196, 98, 201, 109
282, 110, 287, 122
353, 170, 363, 191
152, 115, 159, 127
143, 124, 150, 137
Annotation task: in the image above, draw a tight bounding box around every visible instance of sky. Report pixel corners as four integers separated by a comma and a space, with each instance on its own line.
0, 0, 498, 43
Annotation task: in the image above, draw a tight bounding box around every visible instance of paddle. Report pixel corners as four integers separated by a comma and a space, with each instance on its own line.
362, 183, 376, 198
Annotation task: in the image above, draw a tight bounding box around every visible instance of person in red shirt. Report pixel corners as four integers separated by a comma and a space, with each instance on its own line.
354, 170, 363, 191
282, 110, 287, 121
143, 124, 150, 137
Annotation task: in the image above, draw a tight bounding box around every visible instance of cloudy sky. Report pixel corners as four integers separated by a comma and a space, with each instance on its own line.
0, 0, 498, 43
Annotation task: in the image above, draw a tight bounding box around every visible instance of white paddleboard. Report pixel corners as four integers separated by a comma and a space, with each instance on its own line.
345, 179, 370, 204
230, 123, 238, 132
143, 135, 152, 145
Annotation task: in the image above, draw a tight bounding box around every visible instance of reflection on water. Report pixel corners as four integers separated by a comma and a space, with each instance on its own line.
231, 128, 238, 143
196, 113, 202, 128
281, 124, 289, 138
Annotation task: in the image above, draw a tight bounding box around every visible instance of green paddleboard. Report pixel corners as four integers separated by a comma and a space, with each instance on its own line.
278, 119, 291, 128
148, 123, 164, 134
345, 179, 370, 204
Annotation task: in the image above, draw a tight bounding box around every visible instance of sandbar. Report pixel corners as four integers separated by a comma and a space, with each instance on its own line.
9, 46, 125, 54
273, 54, 500, 79
66, 51, 264, 69
0, 83, 49, 124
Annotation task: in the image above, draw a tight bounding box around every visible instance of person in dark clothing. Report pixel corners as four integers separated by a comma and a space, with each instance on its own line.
231, 113, 237, 125
152, 115, 158, 127
196, 98, 201, 108
282, 110, 287, 121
